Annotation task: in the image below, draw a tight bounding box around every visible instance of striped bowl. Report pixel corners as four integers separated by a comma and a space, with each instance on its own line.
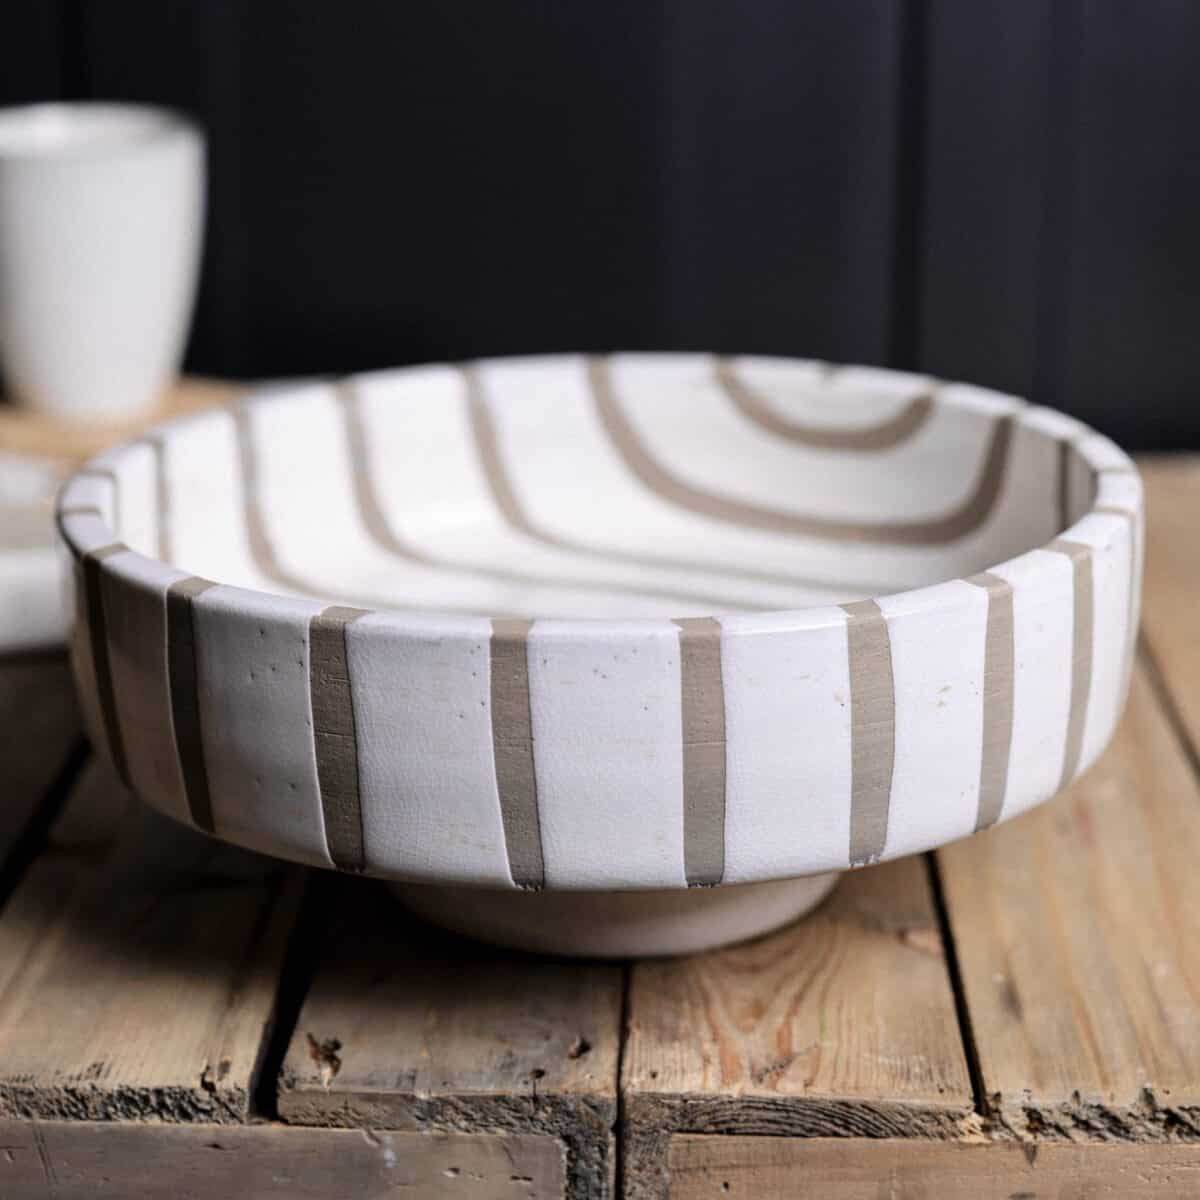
56, 354, 1143, 956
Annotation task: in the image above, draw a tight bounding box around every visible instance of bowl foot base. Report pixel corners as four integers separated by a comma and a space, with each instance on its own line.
390, 872, 842, 958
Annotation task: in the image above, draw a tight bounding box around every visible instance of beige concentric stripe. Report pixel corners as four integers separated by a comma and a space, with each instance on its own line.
132, 435, 171, 563
81, 543, 132, 789
591, 358, 1014, 546
966, 572, 1015, 831
841, 599, 895, 866
1047, 539, 1094, 790
489, 618, 545, 888
673, 617, 726, 886
715, 357, 935, 450
463, 366, 891, 597
341, 379, 770, 612
235, 402, 324, 597
235, 399, 491, 615
340, 379, 437, 571
309, 605, 370, 872
166, 575, 217, 832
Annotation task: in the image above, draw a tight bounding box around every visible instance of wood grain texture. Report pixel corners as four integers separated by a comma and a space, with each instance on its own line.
937, 664, 1200, 1140
0, 1119, 563, 1200
1139, 456, 1200, 741
0, 761, 302, 1122
667, 1135, 1200, 1199
621, 858, 975, 1200
0, 654, 80, 862
277, 882, 622, 1200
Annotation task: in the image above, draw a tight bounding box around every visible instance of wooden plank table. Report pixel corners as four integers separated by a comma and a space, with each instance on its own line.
0, 407, 1198, 1195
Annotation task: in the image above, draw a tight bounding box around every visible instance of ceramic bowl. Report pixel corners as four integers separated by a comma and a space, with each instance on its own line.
56, 354, 1143, 957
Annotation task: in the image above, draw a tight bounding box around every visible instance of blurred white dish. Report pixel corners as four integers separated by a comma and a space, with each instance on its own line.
0, 451, 68, 650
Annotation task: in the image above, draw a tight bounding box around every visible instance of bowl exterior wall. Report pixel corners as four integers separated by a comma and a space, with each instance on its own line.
55, 358, 1144, 891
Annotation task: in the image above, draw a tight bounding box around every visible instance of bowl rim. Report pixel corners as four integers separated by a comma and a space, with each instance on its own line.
53, 352, 1145, 891
56, 351, 1142, 640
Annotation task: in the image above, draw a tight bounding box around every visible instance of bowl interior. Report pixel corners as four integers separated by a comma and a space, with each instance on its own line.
95, 354, 1087, 619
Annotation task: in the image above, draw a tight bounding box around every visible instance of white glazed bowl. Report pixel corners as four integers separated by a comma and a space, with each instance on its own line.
56, 354, 1143, 956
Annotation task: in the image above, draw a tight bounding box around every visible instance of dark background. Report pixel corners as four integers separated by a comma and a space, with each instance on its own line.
6, 1, 1200, 449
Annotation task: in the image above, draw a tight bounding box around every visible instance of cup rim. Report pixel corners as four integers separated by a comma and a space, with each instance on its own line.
0, 101, 200, 165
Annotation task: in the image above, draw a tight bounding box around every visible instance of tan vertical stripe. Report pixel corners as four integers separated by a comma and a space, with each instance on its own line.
1048, 539, 1094, 789
1083, 446, 1100, 510
234, 402, 305, 590
966, 572, 1015, 831
489, 618, 544, 888
309, 605, 370, 872
716, 357, 936, 450
841, 600, 895, 866
672, 617, 726, 886
82, 542, 132, 788
1057, 439, 1072, 533
167, 576, 217, 832
591, 357, 1014, 546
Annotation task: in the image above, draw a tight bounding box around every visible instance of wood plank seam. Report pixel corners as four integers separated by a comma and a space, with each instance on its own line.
275, 884, 622, 1200
0, 758, 306, 1126
614, 964, 634, 1200
0, 739, 88, 920
618, 856, 981, 1200
279, 1089, 610, 1200
248, 872, 342, 1121
1137, 633, 1200, 789
923, 853, 990, 1118
934, 651, 1200, 1145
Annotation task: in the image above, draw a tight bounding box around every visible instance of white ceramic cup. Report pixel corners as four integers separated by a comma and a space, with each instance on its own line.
0, 103, 204, 422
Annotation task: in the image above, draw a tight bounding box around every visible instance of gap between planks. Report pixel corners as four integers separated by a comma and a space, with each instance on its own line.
934, 659, 1200, 1142
0, 757, 306, 1124
249, 870, 344, 1121
275, 880, 623, 1200
0, 654, 87, 916
617, 645, 1200, 1196
618, 854, 978, 1200
9, 460, 1200, 1200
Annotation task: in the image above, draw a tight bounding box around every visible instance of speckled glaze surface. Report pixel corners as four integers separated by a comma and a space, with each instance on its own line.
56, 354, 1143, 955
